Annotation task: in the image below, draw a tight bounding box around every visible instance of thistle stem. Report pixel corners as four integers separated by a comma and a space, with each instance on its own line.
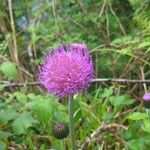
68, 95, 76, 150
146, 109, 150, 124
61, 139, 66, 150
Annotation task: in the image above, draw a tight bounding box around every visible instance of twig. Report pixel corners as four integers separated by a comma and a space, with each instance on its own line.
98, 0, 106, 19
8, 0, 19, 64
140, 66, 147, 92
92, 78, 150, 83
109, 2, 126, 35
79, 123, 128, 150
1, 78, 150, 88
105, 6, 110, 43
0, 81, 40, 87
8, 0, 23, 81
52, 0, 58, 32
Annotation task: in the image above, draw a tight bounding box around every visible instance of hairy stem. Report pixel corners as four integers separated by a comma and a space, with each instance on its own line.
68, 95, 76, 150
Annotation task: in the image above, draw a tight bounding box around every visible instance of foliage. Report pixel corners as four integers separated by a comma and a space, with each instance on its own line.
0, 0, 150, 149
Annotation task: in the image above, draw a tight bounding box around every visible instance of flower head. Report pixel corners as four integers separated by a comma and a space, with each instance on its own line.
142, 92, 150, 108
38, 43, 93, 97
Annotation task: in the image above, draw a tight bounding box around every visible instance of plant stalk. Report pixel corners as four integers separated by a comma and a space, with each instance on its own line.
146, 109, 150, 124
68, 95, 76, 150
61, 139, 66, 150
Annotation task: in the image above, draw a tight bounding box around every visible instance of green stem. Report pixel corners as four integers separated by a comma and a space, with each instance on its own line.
68, 95, 76, 150
61, 139, 66, 150
146, 109, 150, 124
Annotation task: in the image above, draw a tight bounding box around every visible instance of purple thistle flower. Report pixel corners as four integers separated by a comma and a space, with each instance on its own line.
142, 92, 150, 108
38, 43, 93, 97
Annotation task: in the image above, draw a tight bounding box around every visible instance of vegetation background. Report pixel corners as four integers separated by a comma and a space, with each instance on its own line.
0, 0, 150, 149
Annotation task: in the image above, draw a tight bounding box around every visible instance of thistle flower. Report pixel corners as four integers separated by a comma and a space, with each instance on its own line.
143, 92, 150, 108
38, 43, 93, 97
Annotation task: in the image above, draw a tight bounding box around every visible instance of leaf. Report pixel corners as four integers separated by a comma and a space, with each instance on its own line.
100, 88, 113, 98
26, 98, 55, 124
0, 131, 12, 139
0, 141, 6, 150
0, 85, 5, 92
35, 101, 54, 124
0, 109, 19, 124
12, 112, 35, 135
0, 61, 18, 80
127, 139, 144, 150
102, 112, 114, 121
127, 112, 147, 120
109, 95, 134, 107
14, 92, 27, 103
53, 111, 69, 123
58, 104, 67, 111
27, 93, 36, 100
138, 41, 150, 48
142, 119, 150, 133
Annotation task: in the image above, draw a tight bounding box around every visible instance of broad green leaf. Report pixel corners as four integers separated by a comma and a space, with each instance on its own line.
35, 101, 54, 124
142, 119, 150, 133
127, 139, 144, 150
0, 109, 19, 124
12, 112, 35, 135
127, 112, 147, 120
14, 92, 27, 103
26, 98, 55, 124
100, 88, 113, 98
0, 61, 18, 80
109, 95, 134, 107
0, 130, 12, 139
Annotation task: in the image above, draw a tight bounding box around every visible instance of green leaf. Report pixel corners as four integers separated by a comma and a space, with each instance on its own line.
26, 97, 55, 124
0, 61, 18, 80
0, 130, 12, 139
109, 95, 134, 107
0, 85, 5, 92
27, 93, 36, 100
138, 41, 150, 48
102, 112, 114, 121
35, 101, 54, 124
12, 112, 35, 135
100, 88, 113, 98
0, 141, 6, 150
127, 139, 144, 150
54, 111, 69, 123
127, 112, 147, 120
14, 92, 27, 103
0, 109, 19, 124
142, 119, 150, 133
58, 104, 67, 111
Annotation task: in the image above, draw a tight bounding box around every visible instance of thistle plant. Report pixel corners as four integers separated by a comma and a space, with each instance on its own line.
38, 43, 93, 150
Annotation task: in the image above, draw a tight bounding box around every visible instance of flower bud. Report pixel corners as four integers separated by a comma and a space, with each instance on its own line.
142, 92, 150, 108
51, 122, 69, 139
